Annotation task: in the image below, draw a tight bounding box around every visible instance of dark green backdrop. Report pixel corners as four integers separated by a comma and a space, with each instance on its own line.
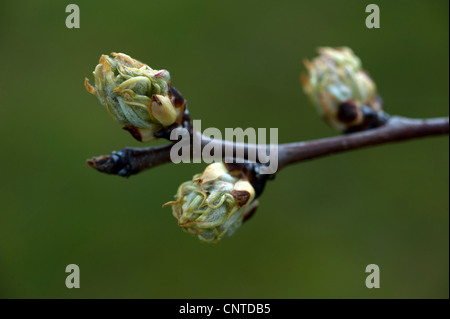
0, 0, 448, 298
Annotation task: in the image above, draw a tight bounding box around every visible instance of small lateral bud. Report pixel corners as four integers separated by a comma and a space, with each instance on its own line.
150, 94, 177, 127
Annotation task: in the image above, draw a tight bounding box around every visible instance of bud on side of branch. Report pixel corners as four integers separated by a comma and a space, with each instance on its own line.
85, 53, 184, 142
163, 163, 258, 243
301, 47, 387, 133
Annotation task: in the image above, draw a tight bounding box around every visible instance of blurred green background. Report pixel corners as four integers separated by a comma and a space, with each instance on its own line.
0, 0, 448, 299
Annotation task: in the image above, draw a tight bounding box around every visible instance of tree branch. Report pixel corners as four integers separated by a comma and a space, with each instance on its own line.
87, 116, 449, 177
86, 144, 173, 177
277, 116, 449, 170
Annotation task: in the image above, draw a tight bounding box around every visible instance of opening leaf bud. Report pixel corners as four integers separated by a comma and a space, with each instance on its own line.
85, 52, 180, 141
301, 47, 386, 133
163, 163, 258, 243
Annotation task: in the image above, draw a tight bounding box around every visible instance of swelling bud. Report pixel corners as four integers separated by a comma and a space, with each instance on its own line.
85, 53, 183, 142
163, 163, 258, 243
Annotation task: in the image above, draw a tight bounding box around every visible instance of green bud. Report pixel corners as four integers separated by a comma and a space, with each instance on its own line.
85, 52, 182, 142
163, 163, 258, 243
301, 47, 383, 132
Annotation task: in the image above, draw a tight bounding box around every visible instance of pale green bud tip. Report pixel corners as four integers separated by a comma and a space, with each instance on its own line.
163, 163, 258, 243
85, 52, 180, 142
151, 94, 177, 127
301, 47, 383, 132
